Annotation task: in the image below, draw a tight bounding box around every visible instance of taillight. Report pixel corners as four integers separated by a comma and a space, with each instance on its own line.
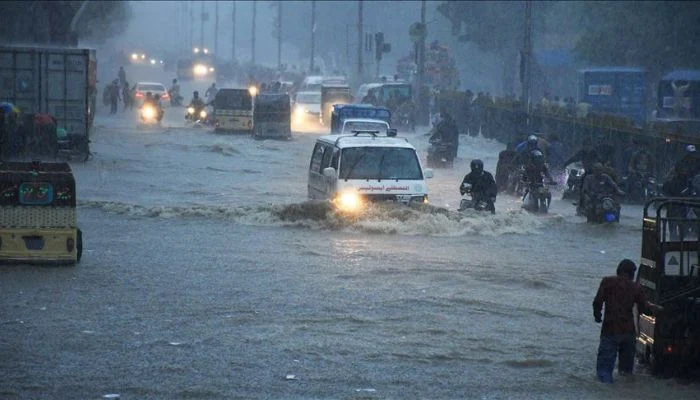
161, 93, 169, 99
67, 237, 75, 252
135, 92, 144, 98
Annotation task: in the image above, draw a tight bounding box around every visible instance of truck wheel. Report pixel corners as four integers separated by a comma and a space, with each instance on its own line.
76, 228, 83, 263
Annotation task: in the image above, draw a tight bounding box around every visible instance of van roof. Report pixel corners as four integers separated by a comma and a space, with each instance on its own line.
317, 134, 413, 149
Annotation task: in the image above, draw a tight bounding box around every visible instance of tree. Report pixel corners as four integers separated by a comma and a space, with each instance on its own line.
573, 1, 700, 80
0, 1, 131, 46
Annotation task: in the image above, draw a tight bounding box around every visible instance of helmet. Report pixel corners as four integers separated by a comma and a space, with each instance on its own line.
193, 91, 199, 97
146, 91, 153, 97
172, 78, 177, 83
528, 135, 538, 145
470, 159, 484, 173
687, 144, 696, 153
531, 150, 544, 164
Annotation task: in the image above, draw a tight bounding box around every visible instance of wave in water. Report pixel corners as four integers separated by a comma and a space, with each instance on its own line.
79, 200, 554, 236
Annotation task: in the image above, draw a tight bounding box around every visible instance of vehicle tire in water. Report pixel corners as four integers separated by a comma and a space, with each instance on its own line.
76, 228, 83, 263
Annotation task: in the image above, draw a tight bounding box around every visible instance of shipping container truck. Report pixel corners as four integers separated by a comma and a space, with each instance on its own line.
0, 46, 96, 160
577, 67, 648, 127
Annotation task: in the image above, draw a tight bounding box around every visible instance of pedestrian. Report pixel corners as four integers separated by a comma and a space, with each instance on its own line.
118, 66, 126, 85
109, 79, 120, 115
592, 259, 650, 383
122, 81, 130, 111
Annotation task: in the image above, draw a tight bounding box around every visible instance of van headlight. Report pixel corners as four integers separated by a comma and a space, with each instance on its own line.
335, 191, 363, 212
199, 110, 208, 118
187, 106, 195, 114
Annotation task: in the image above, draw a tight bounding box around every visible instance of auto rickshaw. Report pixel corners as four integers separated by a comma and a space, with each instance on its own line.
213, 88, 254, 134
0, 161, 82, 265
253, 93, 292, 140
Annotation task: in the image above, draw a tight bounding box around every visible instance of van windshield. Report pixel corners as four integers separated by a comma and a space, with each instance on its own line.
215, 90, 252, 109
339, 147, 422, 180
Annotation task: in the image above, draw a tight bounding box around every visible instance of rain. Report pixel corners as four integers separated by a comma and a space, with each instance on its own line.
1, 1, 700, 399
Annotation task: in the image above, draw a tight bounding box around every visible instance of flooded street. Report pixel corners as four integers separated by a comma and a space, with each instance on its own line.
1, 106, 698, 399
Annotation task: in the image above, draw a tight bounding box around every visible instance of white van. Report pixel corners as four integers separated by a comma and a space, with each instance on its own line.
307, 132, 433, 210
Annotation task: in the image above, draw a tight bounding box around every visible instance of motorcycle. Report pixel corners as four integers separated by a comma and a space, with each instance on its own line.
506, 165, 526, 197
186, 105, 211, 125
562, 166, 584, 200
458, 183, 495, 213
621, 172, 659, 204
523, 181, 553, 214
139, 104, 162, 126
427, 136, 454, 168
586, 195, 621, 223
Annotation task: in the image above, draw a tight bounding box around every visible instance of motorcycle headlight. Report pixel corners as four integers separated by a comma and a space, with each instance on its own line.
142, 106, 155, 119
199, 110, 207, 118
335, 191, 363, 212
187, 107, 195, 114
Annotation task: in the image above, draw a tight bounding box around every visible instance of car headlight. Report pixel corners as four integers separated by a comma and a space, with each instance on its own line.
199, 110, 207, 118
335, 191, 363, 212
187, 107, 195, 114
142, 106, 155, 119
131, 53, 138, 60
193, 64, 208, 76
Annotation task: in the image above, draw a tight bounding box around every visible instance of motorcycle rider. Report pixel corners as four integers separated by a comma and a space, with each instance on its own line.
516, 135, 543, 167
460, 159, 497, 214
429, 109, 459, 163
152, 94, 164, 121
626, 141, 655, 197
169, 79, 182, 106
674, 144, 700, 180
582, 163, 625, 216
187, 91, 206, 120
564, 138, 600, 213
496, 141, 518, 193
523, 150, 556, 185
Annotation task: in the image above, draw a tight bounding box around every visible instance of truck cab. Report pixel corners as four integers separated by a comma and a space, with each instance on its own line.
636, 197, 700, 376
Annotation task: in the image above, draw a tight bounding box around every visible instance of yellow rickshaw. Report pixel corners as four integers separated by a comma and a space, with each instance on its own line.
0, 161, 82, 265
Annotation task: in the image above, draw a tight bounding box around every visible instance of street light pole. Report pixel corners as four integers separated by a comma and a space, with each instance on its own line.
417, 0, 426, 124
521, 0, 532, 114
232, 2, 236, 61
357, 0, 363, 81
277, 1, 282, 71
252, 1, 257, 65
199, 1, 204, 47
310, 0, 316, 73
214, 1, 219, 56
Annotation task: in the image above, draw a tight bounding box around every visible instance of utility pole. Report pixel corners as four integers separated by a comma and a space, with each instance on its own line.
357, 0, 363, 81
251, 1, 257, 64
214, 1, 219, 56
521, 0, 532, 114
277, 1, 282, 71
199, 1, 205, 47
232, 2, 236, 61
189, 1, 193, 51
417, 0, 426, 124
310, 0, 316, 72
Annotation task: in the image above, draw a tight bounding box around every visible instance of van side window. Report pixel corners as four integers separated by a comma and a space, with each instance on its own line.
310, 143, 325, 173
330, 150, 339, 170
320, 145, 333, 170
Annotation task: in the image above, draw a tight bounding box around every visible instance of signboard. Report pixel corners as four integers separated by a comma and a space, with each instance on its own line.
588, 84, 613, 96
664, 251, 699, 276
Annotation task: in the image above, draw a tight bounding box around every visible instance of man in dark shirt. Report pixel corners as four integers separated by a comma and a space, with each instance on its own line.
592, 259, 649, 383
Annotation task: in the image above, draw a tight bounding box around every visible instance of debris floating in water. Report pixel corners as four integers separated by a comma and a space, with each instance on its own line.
169, 342, 183, 346
285, 374, 298, 380
600, 250, 606, 254
355, 388, 377, 392
103, 394, 120, 399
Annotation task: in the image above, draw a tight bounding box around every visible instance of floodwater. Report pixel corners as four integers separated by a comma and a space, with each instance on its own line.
1, 70, 698, 400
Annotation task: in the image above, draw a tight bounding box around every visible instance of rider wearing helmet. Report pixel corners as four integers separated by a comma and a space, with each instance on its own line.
523, 149, 555, 186
460, 159, 498, 213
582, 162, 625, 214
516, 134, 544, 166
